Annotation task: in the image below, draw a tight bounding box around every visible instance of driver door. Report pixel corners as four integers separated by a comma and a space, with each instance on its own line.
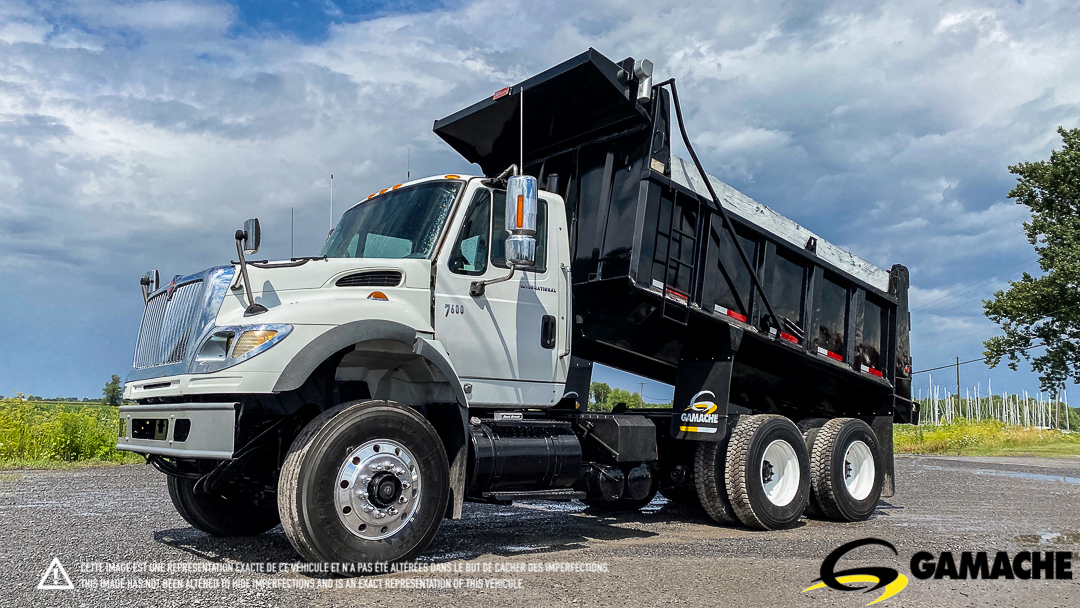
434, 185, 561, 407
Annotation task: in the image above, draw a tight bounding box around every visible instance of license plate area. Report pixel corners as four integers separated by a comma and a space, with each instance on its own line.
131, 418, 169, 441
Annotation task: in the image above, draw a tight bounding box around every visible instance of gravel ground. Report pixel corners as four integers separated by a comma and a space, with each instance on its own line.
1, 454, 1078, 607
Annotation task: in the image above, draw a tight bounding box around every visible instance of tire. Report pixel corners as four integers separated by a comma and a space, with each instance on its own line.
725, 415, 810, 530
796, 418, 828, 518
808, 418, 883, 522
277, 400, 450, 564
693, 418, 738, 525
658, 485, 700, 507
168, 476, 280, 537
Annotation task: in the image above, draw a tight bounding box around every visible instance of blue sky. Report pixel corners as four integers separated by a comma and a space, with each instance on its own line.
1, 0, 1079, 403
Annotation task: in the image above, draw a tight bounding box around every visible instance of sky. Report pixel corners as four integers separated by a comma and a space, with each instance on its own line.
1, 0, 1079, 403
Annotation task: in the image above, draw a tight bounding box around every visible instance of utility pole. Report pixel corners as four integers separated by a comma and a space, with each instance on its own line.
638, 382, 646, 403
955, 357, 961, 419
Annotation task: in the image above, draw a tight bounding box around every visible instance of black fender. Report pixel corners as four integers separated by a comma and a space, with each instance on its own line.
273, 320, 470, 519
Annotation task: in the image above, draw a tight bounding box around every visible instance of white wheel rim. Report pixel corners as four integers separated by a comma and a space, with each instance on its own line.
760, 439, 800, 507
335, 439, 422, 540
842, 440, 875, 501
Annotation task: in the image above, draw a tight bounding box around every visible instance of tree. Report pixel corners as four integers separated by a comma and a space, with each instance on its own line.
984, 127, 1080, 391
102, 374, 123, 406
590, 382, 611, 407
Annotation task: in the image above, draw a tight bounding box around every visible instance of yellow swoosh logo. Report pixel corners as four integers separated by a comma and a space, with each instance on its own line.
802, 574, 909, 605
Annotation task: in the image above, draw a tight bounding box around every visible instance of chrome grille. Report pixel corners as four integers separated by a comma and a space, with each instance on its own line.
133, 280, 205, 369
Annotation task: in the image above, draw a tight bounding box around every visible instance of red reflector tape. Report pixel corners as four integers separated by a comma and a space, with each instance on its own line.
493, 87, 510, 100
827, 351, 843, 362
780, 332, 798, 343
727, 310, 747, 323
868, 367, 883, 378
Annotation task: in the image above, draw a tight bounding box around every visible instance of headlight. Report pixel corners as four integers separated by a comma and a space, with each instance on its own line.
190, 324, 292, 374
232, 330, 278, 358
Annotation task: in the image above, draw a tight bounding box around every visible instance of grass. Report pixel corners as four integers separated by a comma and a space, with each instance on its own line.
0, 398, 143, 470
894, 418, 1080, 457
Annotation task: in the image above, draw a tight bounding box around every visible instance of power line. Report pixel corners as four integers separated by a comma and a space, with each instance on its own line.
912, 342, 1046, 374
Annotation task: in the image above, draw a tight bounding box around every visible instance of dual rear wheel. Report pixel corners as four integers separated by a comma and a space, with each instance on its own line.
693, 414, 882, 529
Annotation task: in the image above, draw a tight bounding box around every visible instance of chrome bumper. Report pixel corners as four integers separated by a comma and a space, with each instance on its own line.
117, 403, 237, 460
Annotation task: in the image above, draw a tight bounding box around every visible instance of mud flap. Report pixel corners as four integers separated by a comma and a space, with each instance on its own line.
670, 327, 740, 441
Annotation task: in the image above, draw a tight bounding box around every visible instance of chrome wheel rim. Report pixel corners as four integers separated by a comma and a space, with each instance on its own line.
842, 440, 875, 501
760, 439, 800, 507
335, 439, 421, 540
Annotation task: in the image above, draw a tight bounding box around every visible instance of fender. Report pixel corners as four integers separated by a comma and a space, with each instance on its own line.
272, 319, 470, 519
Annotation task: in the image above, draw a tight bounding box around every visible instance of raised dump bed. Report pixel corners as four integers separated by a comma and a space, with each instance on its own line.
434, 48, 914, 427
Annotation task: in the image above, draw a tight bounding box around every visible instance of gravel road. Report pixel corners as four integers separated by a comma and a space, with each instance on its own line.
2, 455, 1078, 607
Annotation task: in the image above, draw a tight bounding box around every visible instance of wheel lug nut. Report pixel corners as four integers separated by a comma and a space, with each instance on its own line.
387, 507, 398, 516
398, 496, 408, 504
363, 505, 374, 513
374, 510, 385, 519
394, 467, 405, 476
401, 481, 411, 489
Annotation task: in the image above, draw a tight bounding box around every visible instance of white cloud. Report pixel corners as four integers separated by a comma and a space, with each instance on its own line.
1, 0, 1078, 395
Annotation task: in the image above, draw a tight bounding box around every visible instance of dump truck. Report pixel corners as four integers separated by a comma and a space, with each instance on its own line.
118, 48, 915, 564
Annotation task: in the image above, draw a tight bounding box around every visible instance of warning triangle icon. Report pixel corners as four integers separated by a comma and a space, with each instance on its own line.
37, 557, 74, 590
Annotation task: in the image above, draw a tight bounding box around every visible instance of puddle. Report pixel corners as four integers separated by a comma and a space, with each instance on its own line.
1012, 531, 1080, 546
921, 465, 1080, 485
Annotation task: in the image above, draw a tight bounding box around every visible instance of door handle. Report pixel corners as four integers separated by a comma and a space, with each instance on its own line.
560, 263, 572, 358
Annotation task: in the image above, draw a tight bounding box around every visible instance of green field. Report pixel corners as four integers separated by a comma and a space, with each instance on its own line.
0, 398, 141, 470
894, 418, 1080, 457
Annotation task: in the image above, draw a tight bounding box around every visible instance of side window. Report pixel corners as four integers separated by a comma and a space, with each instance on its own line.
813, 275, 848, 359
768, 250, 806, 341
448, 190, 491, 276
492, 191, 548, 272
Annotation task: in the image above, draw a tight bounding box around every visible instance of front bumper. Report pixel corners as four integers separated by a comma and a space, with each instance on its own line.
117, 403, 237, 460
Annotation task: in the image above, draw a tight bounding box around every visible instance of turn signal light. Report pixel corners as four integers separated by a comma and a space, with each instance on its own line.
367, 291, 389, 301
232, 330, 278, 358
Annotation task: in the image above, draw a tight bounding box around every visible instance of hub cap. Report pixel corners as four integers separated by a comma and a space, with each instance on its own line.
335, 439, 421, 540
842, 440, 875, 501
760, 439, 800, 507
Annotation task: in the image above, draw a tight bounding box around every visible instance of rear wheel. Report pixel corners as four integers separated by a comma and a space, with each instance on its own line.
277, 400, 450, 564
725, 415, 810, 530
167, 476, 280, 537
807, 418, 883, 522
693, 419, 738, 525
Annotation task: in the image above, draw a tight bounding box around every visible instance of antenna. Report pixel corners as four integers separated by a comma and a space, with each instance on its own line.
329, 174, 334, 232
407, 147, 411, 181
519, 87, 524, 173
290, 206, 294, 258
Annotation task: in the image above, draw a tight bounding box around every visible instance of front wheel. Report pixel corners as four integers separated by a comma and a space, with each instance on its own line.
277, 400, 450, 564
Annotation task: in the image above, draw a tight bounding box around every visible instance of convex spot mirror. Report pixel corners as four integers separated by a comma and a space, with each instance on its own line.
504, 175, 537, 267
242, 218, 261, 255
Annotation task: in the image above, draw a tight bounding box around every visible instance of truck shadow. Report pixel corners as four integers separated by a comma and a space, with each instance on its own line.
152, 496, 722, 567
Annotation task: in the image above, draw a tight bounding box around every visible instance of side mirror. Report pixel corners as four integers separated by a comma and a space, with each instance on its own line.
140, 269, 160, 303
242, 218, 261, 255
505, 175, 537, 267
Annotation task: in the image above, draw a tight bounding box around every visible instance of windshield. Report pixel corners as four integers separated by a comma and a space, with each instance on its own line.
321, 181, 463, 259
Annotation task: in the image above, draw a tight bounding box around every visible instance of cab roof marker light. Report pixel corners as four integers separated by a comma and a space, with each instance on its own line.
445, 175, 461, 179
392, 184, 402, 190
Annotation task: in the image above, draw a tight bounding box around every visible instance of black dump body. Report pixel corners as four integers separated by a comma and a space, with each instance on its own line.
435, 49, 915, 426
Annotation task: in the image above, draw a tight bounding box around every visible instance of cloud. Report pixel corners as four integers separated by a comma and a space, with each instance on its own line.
0, 0, 1078, 396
